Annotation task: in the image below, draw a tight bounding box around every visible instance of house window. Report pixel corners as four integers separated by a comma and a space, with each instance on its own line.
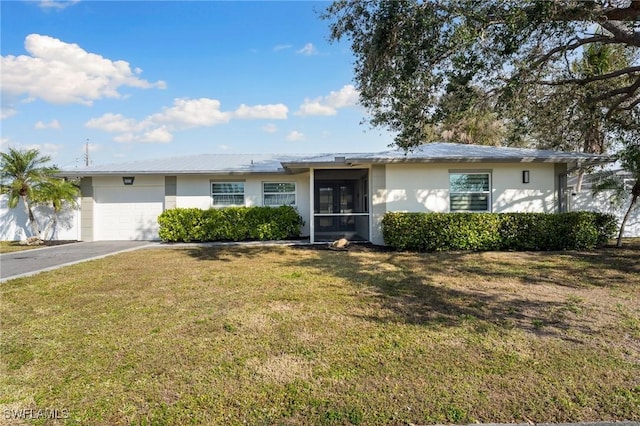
263, 182, 296, 206
449, 172, 491, 212
212, 182, 244, 206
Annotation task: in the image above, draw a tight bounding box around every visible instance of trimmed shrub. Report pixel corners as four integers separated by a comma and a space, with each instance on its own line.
158, 206, 304, 243
382, 212, 618, 252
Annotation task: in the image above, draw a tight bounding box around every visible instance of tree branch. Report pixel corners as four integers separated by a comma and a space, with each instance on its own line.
599, 1, 640, 21
592, 74, 640, 104
621, 96, 640, 111
529, 35, 619, 69
548, 1, 640, 22
539, 66, 640, 86
600, 21, 640, 47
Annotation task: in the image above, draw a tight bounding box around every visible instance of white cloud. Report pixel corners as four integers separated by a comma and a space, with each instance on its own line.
0, 137, 11, 152
18, 143, 64, 158
297, 43, 317, 56
38, 0, 80, 10
147, 98, 231, 128
0, 137, 64, 157
1, 106, 17, 120
286, 130, 305, 142
296, 102, 337, 116
86, 98, 288, 144
295, 85, 360, 116
0, 137, 62, 158
273, 44, 292, 52
1, 34, 166, 106
35, 119, 61, 129
233, 104, 288, 120
140, 126, 173, 144
86, 113, 139, 133
218, 144, 231, 151
262, 123, 278, 133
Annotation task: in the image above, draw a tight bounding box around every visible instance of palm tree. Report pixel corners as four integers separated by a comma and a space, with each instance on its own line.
34, 178, 80, 240
0, 148, 57, 239
593, 143, 640, 247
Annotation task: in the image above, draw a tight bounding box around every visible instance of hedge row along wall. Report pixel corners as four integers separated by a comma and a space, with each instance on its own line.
382, 212, 618, 252
158, 206, 304, 242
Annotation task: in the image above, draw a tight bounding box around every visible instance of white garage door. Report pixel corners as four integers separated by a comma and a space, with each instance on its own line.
94, 186, 164, 240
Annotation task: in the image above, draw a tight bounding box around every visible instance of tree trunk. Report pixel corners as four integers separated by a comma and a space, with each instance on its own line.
21, 195, 41, 239
41, 216, 56, 241
617, 193, 637, 247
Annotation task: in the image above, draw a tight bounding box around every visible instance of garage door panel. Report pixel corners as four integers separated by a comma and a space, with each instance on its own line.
95, 187, 164, 240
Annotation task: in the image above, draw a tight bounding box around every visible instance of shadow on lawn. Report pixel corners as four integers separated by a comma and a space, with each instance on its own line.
179, 242, 637, 341
179, 245, 280, 262
290, 245, 639, 340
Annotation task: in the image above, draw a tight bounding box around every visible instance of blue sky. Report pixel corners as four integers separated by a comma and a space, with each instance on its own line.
1, 0, 396, 169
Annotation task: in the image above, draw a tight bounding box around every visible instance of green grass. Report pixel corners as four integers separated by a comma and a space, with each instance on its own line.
0, 240, 77, 254
0, 241, 40, 254
1, 244, 639, 425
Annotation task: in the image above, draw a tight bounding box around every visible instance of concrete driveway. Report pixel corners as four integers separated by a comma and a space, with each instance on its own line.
0, 241, 156, 283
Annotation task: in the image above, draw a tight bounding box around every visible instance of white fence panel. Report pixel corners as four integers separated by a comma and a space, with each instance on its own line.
0, 194, 80, 241
569, 190, 639, 238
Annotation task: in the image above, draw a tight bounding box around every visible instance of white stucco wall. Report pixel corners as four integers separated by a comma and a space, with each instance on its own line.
569, 190, 639, 237
380, 163, 558, 214
0, 194, 80, 241
175, 173, 311, 237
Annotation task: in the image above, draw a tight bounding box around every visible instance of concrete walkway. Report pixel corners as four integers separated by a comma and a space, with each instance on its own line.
0, 241, 156, 283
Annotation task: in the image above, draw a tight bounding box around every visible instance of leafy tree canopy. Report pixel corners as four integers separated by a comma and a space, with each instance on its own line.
324, 0, 640, 149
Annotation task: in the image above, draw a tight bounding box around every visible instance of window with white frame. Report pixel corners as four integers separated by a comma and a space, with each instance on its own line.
211, 182, 244, 206
263, 182, 296, 206
449, 172, 491, 212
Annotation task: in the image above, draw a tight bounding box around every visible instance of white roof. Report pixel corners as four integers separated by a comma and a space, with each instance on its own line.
61, 143, 611, 176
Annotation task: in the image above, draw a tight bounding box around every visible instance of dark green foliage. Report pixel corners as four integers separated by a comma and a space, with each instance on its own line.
382, 212, 618, 252
323, 1, 640, 150
157, 206, 304, 243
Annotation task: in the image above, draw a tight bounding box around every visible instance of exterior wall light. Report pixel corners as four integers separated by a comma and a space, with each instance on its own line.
522, 170, 530, 184
123, 176, 135, 185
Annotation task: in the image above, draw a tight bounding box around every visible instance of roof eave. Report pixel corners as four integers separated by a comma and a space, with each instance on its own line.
57, 169, 296, 178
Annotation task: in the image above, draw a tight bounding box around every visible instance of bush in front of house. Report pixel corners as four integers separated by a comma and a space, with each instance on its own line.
382, 212, 618, 252
157, 206, 304, 242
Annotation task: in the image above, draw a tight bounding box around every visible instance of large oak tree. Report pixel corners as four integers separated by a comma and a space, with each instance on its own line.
323, 0, 640, 149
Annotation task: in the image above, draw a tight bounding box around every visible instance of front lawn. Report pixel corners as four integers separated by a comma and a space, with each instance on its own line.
1, 245, 639, 425
0, 241, 40, 254
0, 240, 78, 254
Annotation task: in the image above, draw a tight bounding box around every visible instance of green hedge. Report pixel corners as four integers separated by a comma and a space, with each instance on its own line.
382, 212, 618, 252
157, 206, 304, 242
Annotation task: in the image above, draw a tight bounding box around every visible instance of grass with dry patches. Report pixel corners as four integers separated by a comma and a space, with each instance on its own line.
1, 244, 639, 425
0, 242, 40, 254
0, 241, 78, 254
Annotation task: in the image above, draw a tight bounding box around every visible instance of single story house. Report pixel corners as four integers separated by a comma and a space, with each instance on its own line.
59, 143, 611, 245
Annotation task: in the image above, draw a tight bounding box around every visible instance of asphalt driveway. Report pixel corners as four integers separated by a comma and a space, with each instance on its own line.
0, 241, 156, 283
